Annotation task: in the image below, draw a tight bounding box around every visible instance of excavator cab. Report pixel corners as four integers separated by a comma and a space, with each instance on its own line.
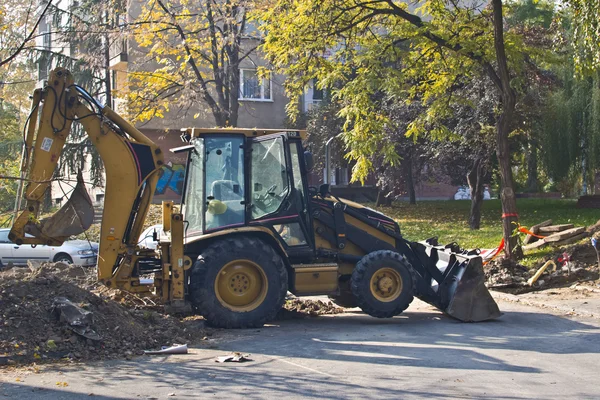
179, 129, 314, 256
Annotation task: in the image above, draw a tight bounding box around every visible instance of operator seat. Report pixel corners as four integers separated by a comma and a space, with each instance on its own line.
205, 180, 244, 230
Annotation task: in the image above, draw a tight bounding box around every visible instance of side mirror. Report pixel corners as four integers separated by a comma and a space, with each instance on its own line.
304, 151, 314, 172
319, 184, 330, 197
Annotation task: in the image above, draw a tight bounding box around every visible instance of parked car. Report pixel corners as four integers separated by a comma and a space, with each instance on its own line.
138, 224, 164, 250
0, 228, 98, 267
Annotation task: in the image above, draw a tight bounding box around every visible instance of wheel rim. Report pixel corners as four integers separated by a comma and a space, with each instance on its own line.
369, 267, 403, 302
215, 259, 268, 312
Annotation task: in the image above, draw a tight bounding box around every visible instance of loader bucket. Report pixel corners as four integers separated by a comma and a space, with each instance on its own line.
39, 172, 94, 238
439, 256, 501, 322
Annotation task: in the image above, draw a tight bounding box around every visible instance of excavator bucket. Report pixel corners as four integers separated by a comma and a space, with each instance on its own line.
39, 172, 94, 238
440, 256, 502, 322
417, 241, 501, 322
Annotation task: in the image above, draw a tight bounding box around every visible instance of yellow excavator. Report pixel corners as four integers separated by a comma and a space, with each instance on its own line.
10, 68, 500, 328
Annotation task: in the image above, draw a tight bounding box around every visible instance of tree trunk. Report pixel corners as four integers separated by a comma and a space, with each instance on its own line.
103, 29, 112, 109
492, 0, 522, 260
526, 137, 538, 192
468, 158, 484, 230
403, 156, 416, 205
376, 185, 388, 206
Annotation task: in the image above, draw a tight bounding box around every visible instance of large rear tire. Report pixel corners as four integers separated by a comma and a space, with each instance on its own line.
351, 250, 415, 318
189, 236, 288, 328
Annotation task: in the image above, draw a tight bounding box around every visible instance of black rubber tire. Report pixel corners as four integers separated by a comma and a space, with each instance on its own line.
351, 250, 415, 318
189, 236, 288, 328
328, 280, 357, 308
53, 253, 73, 264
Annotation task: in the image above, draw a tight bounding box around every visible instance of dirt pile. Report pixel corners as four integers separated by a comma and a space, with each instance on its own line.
0, 263, 206, 366
276, 298, 344, 320
484, 261, 530, 288
485, 234, 600, 294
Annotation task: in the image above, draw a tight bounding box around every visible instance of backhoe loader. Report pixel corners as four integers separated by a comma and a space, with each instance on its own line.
10, 68, 501, 328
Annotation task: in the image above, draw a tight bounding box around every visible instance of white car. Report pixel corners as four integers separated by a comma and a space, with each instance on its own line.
138, 224, 165, 250
0, 228, 98, 267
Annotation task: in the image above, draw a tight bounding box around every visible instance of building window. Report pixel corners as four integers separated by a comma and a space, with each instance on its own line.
304, 79, 325, 112
312, 79, 324, 102
239, 69, 272, 101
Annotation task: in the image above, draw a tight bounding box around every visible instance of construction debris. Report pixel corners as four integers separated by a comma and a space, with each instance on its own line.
523, 219, 552, 245
523, 221, 590, 252
215, 352, 252, 363
0, 263, 206, 366
144, 344, 188, 355
52, 297, 101, 341
276, 298, 344, 320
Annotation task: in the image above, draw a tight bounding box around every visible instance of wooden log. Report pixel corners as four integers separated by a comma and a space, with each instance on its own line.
586, 219, 600, 233
544, 226, 586, 243
550, 232, 590, 247
538, 224, 575, 234
523, 219, 553, 245
523, 239, 548, 252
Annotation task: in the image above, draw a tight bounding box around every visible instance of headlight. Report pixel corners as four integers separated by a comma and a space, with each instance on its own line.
77, 249, 95, 255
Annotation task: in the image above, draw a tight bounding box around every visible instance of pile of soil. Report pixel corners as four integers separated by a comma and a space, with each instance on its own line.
276, 298, 344, 320
0, 263, 206, 366
484, 260, 531, 288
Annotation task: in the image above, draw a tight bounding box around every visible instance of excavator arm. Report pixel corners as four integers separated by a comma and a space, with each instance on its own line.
10, 68, 167, 290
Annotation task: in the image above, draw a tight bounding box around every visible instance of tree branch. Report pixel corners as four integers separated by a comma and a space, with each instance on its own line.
0, 0, 54, 68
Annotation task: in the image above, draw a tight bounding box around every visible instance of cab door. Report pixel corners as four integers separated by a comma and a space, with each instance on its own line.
248, 134, 314, 259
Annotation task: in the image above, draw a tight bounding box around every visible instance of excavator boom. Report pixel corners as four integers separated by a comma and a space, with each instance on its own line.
10, 68, 166, 291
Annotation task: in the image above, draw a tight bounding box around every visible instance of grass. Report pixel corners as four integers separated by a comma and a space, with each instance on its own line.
373, 199, 599, 265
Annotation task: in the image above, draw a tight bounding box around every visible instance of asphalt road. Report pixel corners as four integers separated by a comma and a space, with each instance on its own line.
2, 297, 600, 399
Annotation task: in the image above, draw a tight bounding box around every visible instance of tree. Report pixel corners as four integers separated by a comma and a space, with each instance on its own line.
566, 0, 600, 75
540, 67, 600, 194
379, 99, 430, 206
432, 75, 497, 229
128, 0, 258, 127
0, 0, 54, 68
49, 0, 126, 108
260, 0, 526, 258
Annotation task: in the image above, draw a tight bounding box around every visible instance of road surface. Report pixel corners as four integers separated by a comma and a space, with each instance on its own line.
2, 297, 600, 399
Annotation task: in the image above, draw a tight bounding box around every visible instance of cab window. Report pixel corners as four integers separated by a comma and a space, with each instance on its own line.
204, 136, 245, 231
250, 137, 288, 219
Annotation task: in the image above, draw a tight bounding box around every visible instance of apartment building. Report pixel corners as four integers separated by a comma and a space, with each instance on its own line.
40, 1, 324, 205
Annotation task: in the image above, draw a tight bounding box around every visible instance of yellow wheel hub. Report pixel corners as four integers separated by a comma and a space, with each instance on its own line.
215, 260, 268, 312
370, 267, 402, 302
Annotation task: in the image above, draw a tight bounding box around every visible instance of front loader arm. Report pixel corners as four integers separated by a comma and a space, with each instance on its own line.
10, 68, 165, 288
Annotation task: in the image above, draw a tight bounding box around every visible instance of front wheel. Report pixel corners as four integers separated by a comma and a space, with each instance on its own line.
351, 250, 415, 318
53, 253, 73, 264
189, 236, 288, 328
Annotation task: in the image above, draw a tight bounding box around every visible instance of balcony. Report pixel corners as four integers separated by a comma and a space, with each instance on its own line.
109, 38, 128, 70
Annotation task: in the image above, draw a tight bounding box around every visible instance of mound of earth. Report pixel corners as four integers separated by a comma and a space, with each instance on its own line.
0, 263, 206, 366
485, 232, 600, 294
